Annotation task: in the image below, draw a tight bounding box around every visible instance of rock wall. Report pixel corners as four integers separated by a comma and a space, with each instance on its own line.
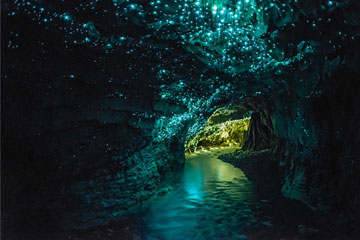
2, 52, 188, 230
1, 5, 191, 230
255, 0, 360, 217
270, 66, 360, 214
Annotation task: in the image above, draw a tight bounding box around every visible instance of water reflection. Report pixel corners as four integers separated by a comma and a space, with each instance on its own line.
143, 148, 263, 240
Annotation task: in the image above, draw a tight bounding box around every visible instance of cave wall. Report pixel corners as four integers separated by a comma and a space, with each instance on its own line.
255, 0, 360, 215
241, 96, 275, 151
1, 41, 189, 229
1, 5, 189, 231
271, 66, 360, 214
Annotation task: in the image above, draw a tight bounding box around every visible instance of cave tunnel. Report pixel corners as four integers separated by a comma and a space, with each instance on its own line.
2, 0, 360, 239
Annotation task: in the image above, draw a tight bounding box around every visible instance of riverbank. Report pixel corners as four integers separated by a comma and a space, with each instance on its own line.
218, 149, 360, 240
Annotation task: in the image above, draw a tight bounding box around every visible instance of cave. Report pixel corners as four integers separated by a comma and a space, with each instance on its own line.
2, 0, 360, 239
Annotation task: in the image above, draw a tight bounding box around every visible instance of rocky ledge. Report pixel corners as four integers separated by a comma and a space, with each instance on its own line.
219, 150, 360, 239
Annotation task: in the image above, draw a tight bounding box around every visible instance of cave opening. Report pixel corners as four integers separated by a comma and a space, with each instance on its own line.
185, 106, 252, 153
185, 99, 275, 154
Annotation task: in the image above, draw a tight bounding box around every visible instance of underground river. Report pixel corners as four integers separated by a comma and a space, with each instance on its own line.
66, 147, 330, 240
140, 147, 273, 240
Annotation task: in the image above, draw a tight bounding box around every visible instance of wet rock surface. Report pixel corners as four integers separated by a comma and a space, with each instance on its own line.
220, 149, 360, 239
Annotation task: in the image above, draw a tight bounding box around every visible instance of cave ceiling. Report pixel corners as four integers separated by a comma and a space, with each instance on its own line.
4, 0, 359, 139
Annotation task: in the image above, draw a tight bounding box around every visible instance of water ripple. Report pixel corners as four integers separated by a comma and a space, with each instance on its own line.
142, 148, 269, 240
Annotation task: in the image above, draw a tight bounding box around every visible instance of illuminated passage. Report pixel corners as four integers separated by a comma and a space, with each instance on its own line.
141, 148, 270, 239
185, 107, 251, 153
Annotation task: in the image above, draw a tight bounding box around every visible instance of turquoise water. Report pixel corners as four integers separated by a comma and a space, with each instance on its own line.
141, 148, 271, 240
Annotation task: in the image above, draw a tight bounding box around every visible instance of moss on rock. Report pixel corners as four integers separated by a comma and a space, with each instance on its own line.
185, 118, 250, 153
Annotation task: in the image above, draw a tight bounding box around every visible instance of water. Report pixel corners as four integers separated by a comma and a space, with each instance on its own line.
141, 148, 271, 240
